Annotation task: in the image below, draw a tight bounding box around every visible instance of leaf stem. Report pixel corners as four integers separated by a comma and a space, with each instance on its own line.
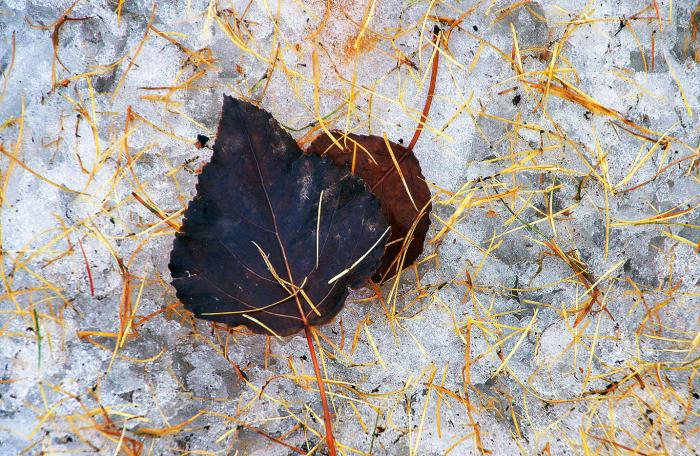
369, 26, 441, 194
406, 25, 441, 152
304, 325, 337, 456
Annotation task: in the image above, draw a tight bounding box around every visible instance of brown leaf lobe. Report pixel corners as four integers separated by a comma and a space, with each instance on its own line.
306, 132, 431, 282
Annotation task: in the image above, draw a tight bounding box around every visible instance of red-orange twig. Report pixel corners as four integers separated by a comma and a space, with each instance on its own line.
77, 236, 94, 296
406, 26, 441, 152
304, 325, 337, 456
369, 26, 441, 194
651, 0, 662, 31
237, 421, 306, 454
587, 433, 650, 455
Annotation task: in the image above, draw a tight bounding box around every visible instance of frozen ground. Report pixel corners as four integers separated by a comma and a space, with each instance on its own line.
1, 0, 699, 454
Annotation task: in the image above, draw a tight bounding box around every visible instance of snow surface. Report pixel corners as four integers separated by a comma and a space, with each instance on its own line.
1, 0, 699, 455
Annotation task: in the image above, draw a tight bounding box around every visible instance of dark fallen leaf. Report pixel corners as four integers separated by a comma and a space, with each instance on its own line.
169, 96, 389, 337
306, 132, 431, 282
